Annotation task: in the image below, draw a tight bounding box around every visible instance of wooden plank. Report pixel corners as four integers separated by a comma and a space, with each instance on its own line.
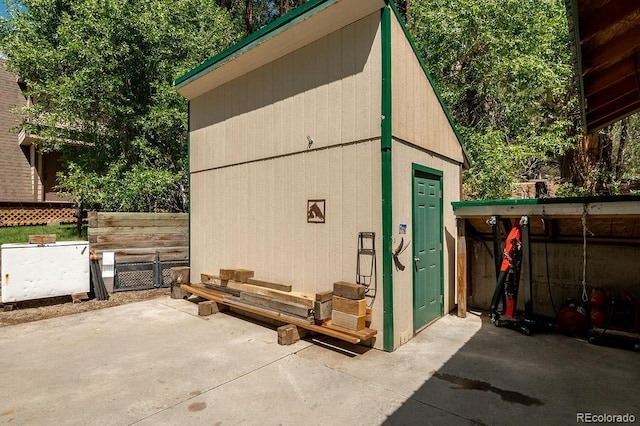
225, 280, 315, 308
203, 282, 241, 297
71, 292, 89, 303
222, 296, 314, 324
247, 277, 292, 292
95, 219, 188, 228
219, 269, 236, 281
277, 324, 307, 345
315, 290, 333, 302
198, 300, 217, 316
91, 240, 188, 251
333, 281, 365, 300
314, 300, 333, 321
91, 234, 187, 244
331, 310, 365, 331
88, 226, 187, 236
457, 218, 468, 319
96, 212, 187, 221
323, 320, 377, 341
95, 251, 187, 263
332, 295, 367, 316
181, 284, 368, 344
240, 292, 313, 319
29, 234, 56, 244
233, 269, 254, 282
168, 267, 191, 299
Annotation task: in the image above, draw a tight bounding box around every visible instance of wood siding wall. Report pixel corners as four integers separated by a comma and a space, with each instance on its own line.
88, 212, 188, 263
391, 140, 461, 347
390, 16, 465, 164
189, 12, 382, 172
190, 140, 383, 300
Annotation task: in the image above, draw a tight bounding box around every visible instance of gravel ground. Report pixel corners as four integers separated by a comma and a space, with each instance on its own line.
0, 288, 170, 327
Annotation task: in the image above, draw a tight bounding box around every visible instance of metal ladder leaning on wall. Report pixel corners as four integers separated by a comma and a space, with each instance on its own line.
356, 232, 377, 306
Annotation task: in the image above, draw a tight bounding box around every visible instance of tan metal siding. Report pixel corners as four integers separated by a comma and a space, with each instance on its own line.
189, 12, 382, 173
391, 139, 461, 348
190, 141, 383, 307
390, 15, 464, 164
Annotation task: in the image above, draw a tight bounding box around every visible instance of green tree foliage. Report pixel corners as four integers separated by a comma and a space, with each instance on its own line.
0, 0, 239, 211
408, 0, 579, 199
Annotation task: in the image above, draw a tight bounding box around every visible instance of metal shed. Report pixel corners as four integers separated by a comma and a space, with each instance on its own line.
175, 0, 467, 351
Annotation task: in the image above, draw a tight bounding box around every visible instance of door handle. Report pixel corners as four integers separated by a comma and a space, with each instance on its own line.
414, 257, 419, 272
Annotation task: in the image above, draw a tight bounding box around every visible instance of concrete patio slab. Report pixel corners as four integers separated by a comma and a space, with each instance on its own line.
0, 298, 637, 426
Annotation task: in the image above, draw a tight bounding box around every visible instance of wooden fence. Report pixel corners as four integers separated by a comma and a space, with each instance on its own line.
88, 212, 188, 263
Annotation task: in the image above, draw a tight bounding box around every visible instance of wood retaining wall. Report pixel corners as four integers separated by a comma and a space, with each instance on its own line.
88, 212, 188, 264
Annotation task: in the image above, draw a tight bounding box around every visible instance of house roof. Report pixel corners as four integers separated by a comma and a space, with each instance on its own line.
566, 0, 640, 133
174, 0, 385, 99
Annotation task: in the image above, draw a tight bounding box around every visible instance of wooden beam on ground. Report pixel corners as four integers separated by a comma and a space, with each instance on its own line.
239, 292, 313, 319
181, 284, 376, 344
457, 218, 468, 318
223, 296, 314, 324
233, 269, 254, 282
332, 310, 365, 331
332, 296, 367, 316
333, 281, 365, 300
225, 280, 314, 308
29, 234, 56, 244
246, 277, 292, 292
203, 282, 241, 297
315, 290, 333, 302
201, 273, 313, 307
198, 300, 219, 316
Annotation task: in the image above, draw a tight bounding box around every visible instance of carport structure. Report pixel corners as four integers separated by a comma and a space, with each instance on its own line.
566, 0, 640, 132
454, 196, 640, 343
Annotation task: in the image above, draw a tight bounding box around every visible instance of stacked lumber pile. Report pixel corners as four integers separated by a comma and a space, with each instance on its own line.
330, 281, 367, 331
200, 270, 314, 324
180, 269, 377, 345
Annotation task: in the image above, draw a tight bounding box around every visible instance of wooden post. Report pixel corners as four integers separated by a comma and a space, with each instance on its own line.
457, 218, 467, 318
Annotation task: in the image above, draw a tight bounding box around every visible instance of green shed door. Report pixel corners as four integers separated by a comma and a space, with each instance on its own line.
412, 168, 443, 331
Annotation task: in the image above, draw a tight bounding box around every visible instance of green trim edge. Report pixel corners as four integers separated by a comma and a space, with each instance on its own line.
174, 0, 336, 89
381, 3, 394, 352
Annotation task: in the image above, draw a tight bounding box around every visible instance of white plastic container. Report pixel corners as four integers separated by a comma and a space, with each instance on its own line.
1, 241, 90, 303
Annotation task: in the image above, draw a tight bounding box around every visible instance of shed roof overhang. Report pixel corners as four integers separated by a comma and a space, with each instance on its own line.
174, 0, 386, 100
453, 196, 640, 245
566, 0, 640, 133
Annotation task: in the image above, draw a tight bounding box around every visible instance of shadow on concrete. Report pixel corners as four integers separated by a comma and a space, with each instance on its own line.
383, 312, 639, 425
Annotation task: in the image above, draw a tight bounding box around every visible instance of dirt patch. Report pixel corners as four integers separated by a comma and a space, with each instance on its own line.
0, 288, 170, 327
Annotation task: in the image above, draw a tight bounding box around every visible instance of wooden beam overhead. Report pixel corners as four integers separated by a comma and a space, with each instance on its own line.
580, 2, 640, 43
582, 26, 640, 74
570, 0, 640, 132
586, 74, 639, 114
589, 102, 640, 131
583, 56, 636, 97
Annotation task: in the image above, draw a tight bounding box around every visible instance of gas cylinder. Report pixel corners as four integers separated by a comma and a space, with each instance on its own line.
558, 302, 588, 335
590, 288, 608, 310
590, 309, 607, 328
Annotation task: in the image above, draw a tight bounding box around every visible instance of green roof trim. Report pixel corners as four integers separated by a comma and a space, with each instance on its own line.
452, 195, 640, 209
388, 1, 471, 166
174, 0, 337, 89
